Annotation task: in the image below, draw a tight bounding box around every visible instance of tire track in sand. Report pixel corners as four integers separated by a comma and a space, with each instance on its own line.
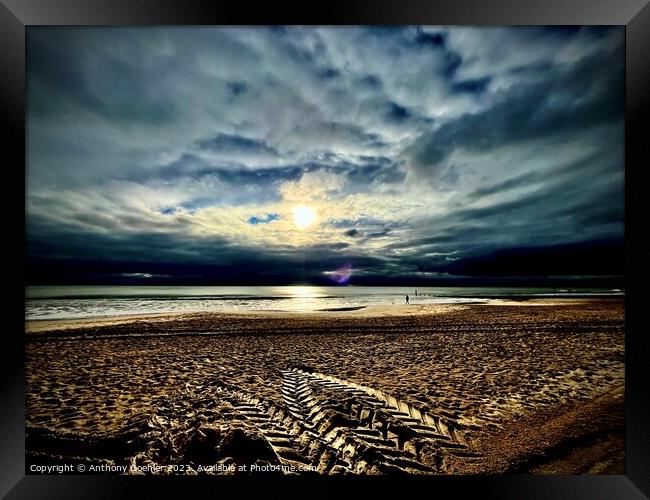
294, 369, 479, 456
281, 368, 481, 473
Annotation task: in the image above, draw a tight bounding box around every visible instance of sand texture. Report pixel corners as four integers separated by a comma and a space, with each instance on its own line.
25, 298, 624, 475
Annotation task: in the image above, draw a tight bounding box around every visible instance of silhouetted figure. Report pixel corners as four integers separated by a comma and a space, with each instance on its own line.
415, 290, 418, 296
406, 294, 409, 304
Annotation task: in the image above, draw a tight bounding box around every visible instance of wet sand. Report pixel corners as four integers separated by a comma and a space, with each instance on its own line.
25, 298, 624, 475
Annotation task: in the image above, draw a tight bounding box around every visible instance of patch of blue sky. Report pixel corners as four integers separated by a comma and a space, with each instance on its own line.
248, 213, 281, 225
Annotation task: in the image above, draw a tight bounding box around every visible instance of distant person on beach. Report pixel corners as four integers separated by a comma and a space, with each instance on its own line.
406, 294, 409, 304
415, 290, 418, 296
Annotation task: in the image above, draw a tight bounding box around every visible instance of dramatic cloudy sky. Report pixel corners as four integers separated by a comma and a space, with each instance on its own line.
26, 26, 624, 285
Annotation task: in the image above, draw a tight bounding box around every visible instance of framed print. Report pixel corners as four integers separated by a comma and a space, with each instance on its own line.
2, 0, 649, 498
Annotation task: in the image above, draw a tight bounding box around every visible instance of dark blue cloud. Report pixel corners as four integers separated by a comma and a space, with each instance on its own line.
385, 102, 411, 122
358, 74, 382, 90
442, 239, 624, 277
26, 225, 391, 285
196, 133, 278, 156
407, 46, 624, 175
28, 29, 180, 125
441, 51, 463, 79
149, 154, 302, 184
317, 67, 341, 80
414, 29, 446, 48
451, 77, 491, 95
506, 61, 555, 77
226, 81, 248, 97
366, 228, 392, 239
344, 163, 406, 186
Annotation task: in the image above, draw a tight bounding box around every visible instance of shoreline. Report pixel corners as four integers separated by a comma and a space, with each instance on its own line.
25, 297, 616, 335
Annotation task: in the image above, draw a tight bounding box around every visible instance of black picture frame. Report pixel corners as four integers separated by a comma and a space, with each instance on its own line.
3, 0, 649, 497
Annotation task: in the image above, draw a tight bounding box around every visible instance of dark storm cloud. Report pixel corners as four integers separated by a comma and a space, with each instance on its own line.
469, 170, 545, 198
149, 154, 299, 183
341, 226, 393, 241
387, 141, 624, 258
467, 148, 617, 200
405, 46, 624, 176
226, 81, 248, 97
413, 30, 446, 48
196, 133, 279, 156
26, 26, 625, 285
441, 51, 463, 79
366, 228, 392, 238
385, 102, 411, 122
26, 225, 390, 285
28, 224, 286, 268
450, 77, 491, 95
28, 30, 181, 125
294, 121, 388, 149
442, 239, 624, 277
357, 75, 382, 90
344, 163, 406, 186
316, 67, 341, 80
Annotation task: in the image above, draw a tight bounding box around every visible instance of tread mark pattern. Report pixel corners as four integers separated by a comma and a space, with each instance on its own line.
280, 369, 483, 473
285, 370, 483, 461
216, 388, 314, 471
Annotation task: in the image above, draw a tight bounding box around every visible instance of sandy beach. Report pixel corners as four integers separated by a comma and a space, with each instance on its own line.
25, 298, 624, 475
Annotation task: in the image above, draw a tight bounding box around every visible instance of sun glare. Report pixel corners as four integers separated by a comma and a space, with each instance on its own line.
292, 205, 317, 228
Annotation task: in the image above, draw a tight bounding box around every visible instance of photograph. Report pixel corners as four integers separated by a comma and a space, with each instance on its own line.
25, 25, 625, 476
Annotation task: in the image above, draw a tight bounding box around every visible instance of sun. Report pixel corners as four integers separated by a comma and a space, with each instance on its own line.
292, 205, 317, 228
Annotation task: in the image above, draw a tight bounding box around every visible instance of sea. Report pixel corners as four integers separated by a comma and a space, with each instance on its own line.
24, 285, 624, 321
